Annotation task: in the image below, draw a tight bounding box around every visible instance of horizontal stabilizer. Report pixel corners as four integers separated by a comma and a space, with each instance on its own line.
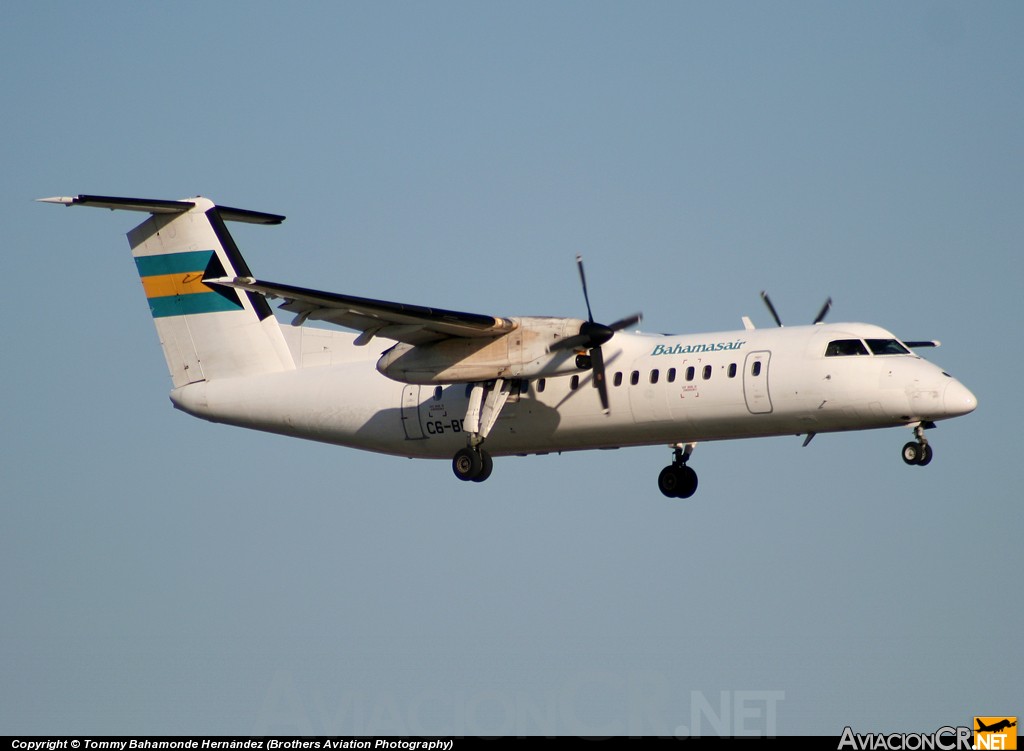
215, 205, 286, 225
37, 194, 285, 224
38, 195, 194, 213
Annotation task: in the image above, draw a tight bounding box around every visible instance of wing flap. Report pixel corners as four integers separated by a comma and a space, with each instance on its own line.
209, 277, 516, 345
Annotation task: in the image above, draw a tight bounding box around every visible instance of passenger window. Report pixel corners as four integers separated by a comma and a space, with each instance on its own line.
537, 378, 546, 393
751, 361, 762, 377
703, 365, 712, 380
667, 368, 676, 383
570, 375, 580, 390
614, 372, 622, 387
630, 371, 640, 386
686, 367, 695, 382
650, 369, 659, 384
826, 339, 869, 357
728, 363, 737, 378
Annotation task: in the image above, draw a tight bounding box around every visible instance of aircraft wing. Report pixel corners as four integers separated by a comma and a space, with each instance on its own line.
210, 276, 516, 345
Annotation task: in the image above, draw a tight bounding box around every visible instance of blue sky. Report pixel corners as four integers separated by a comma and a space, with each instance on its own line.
3, 2, 1021, 735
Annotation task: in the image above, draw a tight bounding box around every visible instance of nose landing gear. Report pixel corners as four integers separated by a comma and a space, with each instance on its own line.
902, 422, 935, 466
658, 443, 698, 499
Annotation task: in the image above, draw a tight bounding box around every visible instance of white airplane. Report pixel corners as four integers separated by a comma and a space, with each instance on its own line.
40, 194, 978, 497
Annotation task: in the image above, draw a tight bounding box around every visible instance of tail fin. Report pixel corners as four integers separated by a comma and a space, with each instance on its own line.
40, 195, 295, 386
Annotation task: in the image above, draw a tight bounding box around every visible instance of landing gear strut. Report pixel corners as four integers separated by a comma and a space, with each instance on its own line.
658, 443, 698, 499
902, 422, 934, 466
451, 380, 509, 483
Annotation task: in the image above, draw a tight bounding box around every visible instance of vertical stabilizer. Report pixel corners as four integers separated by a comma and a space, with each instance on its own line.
42, 195, 295, 386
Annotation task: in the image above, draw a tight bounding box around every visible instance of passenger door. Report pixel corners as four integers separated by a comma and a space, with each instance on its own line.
401, 384, 425, 439
743, 351, 773, 414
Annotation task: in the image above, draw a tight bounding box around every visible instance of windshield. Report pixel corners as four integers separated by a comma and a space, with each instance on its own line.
825, 339, 869, 357
866, 339, 911, 355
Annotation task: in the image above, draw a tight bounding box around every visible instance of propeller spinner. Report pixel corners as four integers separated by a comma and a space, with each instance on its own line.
549, 255, 641, 414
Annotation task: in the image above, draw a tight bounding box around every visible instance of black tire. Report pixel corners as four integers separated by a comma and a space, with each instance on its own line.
658, 466, 681, 498
677, 465, 699, 499
917, 444, 933, 466
902, 442, 920, 466
472, 450, 494, 482
453, 448, 483, 481
658, 465, 698, 499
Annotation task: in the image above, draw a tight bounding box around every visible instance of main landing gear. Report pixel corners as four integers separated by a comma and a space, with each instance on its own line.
451, 379, 510, 483
902, 422, 935, 466
453, 446, 493, 482
658, 443, 698, 499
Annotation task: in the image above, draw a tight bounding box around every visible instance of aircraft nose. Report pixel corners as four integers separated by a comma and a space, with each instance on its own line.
943, 379, 978, 417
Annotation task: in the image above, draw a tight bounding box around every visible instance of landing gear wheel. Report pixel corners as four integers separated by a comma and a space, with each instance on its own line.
658, 466, 682, 497
453, 448, 483, 481
902, 441, 921, 466
472, 450, 493, 482
902, 441, 933, 466
658, 464, 698, 499
676, 465, 698, 498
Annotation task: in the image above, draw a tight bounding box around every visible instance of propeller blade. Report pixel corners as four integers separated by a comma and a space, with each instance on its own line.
813, 297, 833, 325
561, 255, 635, 413
590, 344, 610, 414
760, 290, 783, 327
576, 254, 595, 323
608, 312, 642, 331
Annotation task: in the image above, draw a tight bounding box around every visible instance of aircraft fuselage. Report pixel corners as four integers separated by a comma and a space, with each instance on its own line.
169, 320, 976, 459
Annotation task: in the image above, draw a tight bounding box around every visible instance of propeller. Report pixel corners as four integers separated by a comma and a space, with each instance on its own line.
550, 255, 642, 414
760, 291, 783, 327
760, 290, 832, 326
812, 297, 833, 325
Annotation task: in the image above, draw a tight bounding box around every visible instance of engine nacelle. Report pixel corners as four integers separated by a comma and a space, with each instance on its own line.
376, 317, 592, 384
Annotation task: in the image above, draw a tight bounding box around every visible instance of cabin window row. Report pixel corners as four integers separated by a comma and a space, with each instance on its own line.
447, 362, 755, 396
551, 362, 743, 392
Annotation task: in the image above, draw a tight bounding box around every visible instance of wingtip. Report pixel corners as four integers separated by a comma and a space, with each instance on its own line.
36, 196, 76, 206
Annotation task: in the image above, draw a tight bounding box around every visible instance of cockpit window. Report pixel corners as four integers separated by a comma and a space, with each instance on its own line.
825, 339, 869, 357
866, 338, 910, 355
